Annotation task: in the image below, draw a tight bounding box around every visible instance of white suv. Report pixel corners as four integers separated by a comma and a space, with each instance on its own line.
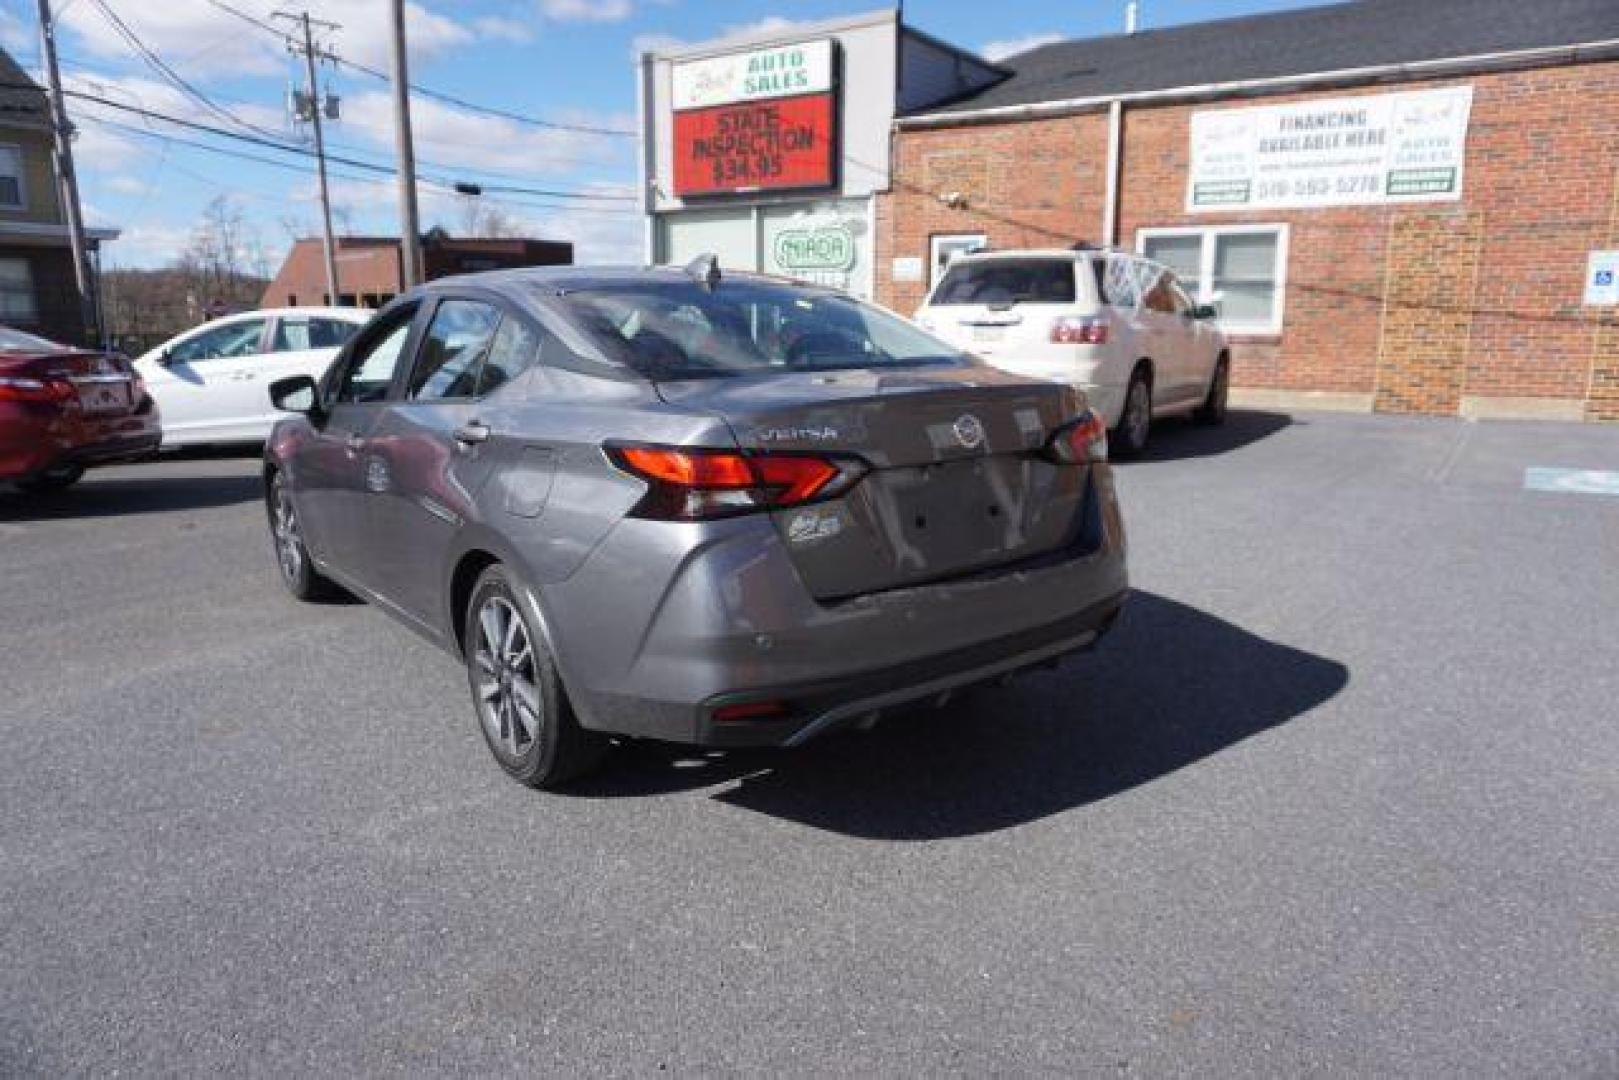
915, 248, 1229, 455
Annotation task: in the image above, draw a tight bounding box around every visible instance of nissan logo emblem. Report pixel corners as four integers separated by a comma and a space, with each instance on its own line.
953, 414, 985, 450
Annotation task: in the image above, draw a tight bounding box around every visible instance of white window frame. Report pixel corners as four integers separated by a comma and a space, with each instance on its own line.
1135, 223, 1289, 335
0, 144, 26, 210
929, 232, 988, 290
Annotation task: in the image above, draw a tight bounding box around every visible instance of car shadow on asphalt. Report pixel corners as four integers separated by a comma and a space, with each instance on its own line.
0, 470, 264, 521
1120, 409, 1293, 463
571, 590, 1348, 840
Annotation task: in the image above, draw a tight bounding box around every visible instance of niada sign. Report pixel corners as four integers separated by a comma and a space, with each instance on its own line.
1187, 86, 1474, 211
773, 224, 856, 272
673, 39, 835, 111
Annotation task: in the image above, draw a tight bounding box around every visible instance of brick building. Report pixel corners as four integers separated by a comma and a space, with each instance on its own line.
261, 232, 572, 310
875, 0, 1619, 421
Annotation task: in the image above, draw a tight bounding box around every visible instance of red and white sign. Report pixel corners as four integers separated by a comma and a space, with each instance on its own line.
670, 38, 838, 198
673, 93, 836, 197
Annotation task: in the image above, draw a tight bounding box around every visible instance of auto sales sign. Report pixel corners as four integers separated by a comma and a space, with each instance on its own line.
672, 39, 837, 197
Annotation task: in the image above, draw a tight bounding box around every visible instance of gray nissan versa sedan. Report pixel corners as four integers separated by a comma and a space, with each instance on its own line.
264, 261, 1128, 788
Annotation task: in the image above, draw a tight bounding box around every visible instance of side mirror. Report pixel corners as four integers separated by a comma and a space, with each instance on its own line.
155, 348, 174, 366
1192, 304, 1220, 320
269, 373, 322, 416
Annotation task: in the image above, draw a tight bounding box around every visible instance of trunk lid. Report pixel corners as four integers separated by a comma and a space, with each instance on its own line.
0, 348, 141, 416
656, 365, 1095, 600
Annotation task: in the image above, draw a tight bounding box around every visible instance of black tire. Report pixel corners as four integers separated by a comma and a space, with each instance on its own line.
1195, 354, 1230, 426
1113, 367, 1153, 458
18, 463, 85, 492
267, 470, 340, 601
464, 564, 607, 790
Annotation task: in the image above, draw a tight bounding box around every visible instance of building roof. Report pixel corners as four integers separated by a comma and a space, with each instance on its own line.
910, 0, 1619, 116
0, 47, 49, 124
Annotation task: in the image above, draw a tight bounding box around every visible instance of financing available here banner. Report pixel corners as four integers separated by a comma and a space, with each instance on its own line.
1187, 86, 1474, 212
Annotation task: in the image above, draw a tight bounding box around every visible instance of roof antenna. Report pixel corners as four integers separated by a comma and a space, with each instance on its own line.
1125, 1, 1140, 33
684, 252, 721, 291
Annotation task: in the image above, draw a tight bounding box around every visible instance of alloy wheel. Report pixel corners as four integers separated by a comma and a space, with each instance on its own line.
473, 596, 544, 759
272, 478, 303, 583
1126, 380, 1151, 449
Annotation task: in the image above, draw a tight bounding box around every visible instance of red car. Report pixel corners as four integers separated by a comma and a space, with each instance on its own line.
0, 327, 162, 492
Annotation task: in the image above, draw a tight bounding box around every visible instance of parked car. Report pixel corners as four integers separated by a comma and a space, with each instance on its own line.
134, 307, 371, 447
914, 248, 1230, 455
263, 263, 1129, 788
0, 326, 162, 492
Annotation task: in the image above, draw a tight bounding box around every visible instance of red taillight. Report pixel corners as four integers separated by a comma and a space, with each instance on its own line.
607, 445, 863, 520
712, 700, 789, 723
1047, 410, 1109, 464
0, 376, 76, 404
1050, 316, 1108, 345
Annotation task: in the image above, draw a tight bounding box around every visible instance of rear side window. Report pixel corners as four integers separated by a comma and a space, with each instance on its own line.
409, 300, 501, 401
931, 259, 1077, 306
476, 317, 543, 397
272, 316, 361, 352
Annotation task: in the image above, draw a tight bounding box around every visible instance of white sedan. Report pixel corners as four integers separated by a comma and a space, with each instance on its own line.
134, 307, 372, 446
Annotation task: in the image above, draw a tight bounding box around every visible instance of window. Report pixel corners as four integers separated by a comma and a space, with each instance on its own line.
271, 316, 360, 353
931, 257, 1076, 306
335, 305, 417, 404
0, 258, 36, 321
167, 317, 267, 363
477, 317, 543, 397
1138, 225, 1288, 333
929, 233, 988, 289
0, 146, 25, 209
409, 300, 502, 401
560, 280, 965, 380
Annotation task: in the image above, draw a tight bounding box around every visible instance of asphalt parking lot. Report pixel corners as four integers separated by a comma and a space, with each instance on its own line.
2, 410, 1616, 1075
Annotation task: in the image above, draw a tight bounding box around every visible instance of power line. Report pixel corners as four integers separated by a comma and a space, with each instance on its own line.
198, 0, 637, 138
57, 54, 627, 183
7, 78, 638, 202
75, 111, 639, 217
86, 0, 284, 143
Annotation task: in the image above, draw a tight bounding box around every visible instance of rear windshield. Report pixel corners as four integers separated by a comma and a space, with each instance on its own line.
556, 279, 967, 380
931, 258, 1077, 306
0, 327, 65, 352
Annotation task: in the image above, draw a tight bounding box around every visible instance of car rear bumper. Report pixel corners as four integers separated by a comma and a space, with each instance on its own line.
0, 400, 163, 481
693, 593, 1125, 748
534, 464, 1129, 747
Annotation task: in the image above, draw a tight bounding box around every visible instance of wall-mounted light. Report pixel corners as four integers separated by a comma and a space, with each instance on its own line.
937, 191, 969, 210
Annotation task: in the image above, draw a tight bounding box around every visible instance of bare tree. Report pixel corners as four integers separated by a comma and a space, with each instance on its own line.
175, 196, 269, 318
456, 194, 526, 239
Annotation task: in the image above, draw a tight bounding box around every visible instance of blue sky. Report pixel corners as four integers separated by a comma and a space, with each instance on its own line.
0, 0, 1334, 270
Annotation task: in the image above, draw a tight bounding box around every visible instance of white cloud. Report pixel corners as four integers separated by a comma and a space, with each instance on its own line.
101, 223, 194, 267
473, 15, 536, 43
57, 0, 477, 78
338, 89, 634, 179
539, 0, 634, 22
980, 33, 1064, 62
635, 16, 821, 56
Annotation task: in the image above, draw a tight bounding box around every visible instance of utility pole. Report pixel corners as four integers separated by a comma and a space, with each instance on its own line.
387, 0, 422, 289
36, 0, 96, 342
275, 11, 341, 305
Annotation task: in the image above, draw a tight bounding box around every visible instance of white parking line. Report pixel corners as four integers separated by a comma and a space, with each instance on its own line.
1524, 468, 1619, 496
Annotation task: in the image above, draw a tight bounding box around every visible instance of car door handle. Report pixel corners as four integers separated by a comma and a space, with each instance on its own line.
454, 422, 490, 447
345, 434, 365, 455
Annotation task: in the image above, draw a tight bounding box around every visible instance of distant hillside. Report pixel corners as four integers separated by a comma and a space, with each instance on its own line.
101, 267, 269, 355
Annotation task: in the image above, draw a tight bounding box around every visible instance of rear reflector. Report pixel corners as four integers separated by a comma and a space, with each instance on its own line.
712, 701, 789, 723
607, 444, 863, 521
1050, 316, 1108, 345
